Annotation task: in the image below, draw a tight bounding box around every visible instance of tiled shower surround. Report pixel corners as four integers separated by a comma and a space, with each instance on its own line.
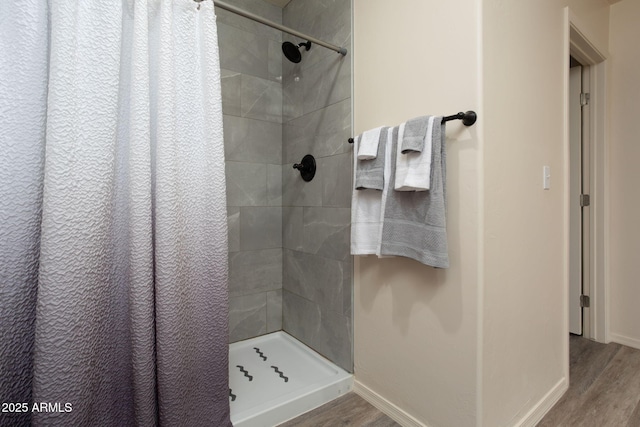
218, 0, 353, 371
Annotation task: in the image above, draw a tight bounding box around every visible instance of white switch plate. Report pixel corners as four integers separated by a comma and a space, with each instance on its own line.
543, 166, 551, 190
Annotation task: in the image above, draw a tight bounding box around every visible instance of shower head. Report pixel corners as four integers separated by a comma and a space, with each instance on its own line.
282, 41, 311, 63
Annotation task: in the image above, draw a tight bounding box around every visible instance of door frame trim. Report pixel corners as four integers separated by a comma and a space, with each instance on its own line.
563, 7, 609, 343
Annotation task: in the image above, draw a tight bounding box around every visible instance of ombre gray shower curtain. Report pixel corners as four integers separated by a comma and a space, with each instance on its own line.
0, 0, 231, 425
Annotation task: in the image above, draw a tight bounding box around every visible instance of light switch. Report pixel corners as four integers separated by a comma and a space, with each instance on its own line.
543, 166, 551, 190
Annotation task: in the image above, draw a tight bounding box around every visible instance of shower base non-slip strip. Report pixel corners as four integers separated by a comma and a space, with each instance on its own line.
229, 331, 353, 427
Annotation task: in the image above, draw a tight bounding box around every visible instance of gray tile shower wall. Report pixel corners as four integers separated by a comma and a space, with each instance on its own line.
281, 0, 353, 372
219, 0, 353, 373
218, 0, 284, 343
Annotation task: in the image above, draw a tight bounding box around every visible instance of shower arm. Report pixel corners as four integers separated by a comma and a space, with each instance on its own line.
195, 0, 348, 56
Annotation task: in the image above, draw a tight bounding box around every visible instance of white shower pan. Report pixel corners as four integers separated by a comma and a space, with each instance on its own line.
229, 331, 352, 427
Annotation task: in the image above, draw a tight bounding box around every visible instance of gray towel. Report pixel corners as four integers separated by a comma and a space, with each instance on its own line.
380, 122, 448, 268
401, 115, 431, 153
355, 126, 389, 190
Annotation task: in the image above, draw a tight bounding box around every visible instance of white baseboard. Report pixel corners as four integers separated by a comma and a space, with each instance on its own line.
609, 332, 640, 350
353, 380, 427, 427
355, 377, 568, 427
513, 377, 568, 427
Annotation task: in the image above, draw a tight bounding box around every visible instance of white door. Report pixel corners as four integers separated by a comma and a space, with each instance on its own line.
569, 62, 592, 336
569, 65, 583, 335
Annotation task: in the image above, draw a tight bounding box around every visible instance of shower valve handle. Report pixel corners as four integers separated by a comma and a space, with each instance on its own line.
292, 154, 316, 182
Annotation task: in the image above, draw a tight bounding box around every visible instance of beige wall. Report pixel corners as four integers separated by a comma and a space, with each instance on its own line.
608, 0, 640, 348
483, 0, 610, 425
354, 0, 610, 426
481, 1, 607, 425
566, 0, 610, 48
353, 0, 481, 425
481, 2, 566, 421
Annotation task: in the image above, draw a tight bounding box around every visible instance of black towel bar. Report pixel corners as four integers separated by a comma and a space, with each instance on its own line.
441, 110, 477, 126
347, 110, 477, 144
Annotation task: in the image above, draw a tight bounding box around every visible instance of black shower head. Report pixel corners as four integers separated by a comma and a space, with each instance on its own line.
282, 41, 311, 63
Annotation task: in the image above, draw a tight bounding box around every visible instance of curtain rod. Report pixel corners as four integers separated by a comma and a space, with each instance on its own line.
195, 0, 348, 56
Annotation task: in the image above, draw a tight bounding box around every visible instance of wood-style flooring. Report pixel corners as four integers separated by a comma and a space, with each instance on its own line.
538, 335, 640, 426
280, 336, 640, 426
278, 392, 400, 427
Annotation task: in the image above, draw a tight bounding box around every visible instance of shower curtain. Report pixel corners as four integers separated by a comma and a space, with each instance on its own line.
0, 0, 231, 426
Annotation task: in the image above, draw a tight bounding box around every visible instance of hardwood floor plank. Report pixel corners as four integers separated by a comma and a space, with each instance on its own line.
538, 336, 621, 427
568, 345, 640, 426
278, 393, 400, 427
539, 337, 640, 427
625, 398, 640, 427
568, 335, 621, 395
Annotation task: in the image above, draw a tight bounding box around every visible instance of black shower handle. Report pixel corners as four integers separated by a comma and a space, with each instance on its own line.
293, 154, 316, 182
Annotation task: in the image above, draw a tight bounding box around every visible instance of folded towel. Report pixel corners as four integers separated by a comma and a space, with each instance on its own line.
380, 121, 448, 268
355, 127, 389, 190
401, 116, 431, 153
357, 126, 385, 160
351, 133, 387, 255
394, 116, 439, 191
376, 127, 397, 258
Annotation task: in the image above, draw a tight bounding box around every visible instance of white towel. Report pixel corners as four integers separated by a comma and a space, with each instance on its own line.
357, 126, 385, 160
394, 116, 435, 191
351, 135, 385, 255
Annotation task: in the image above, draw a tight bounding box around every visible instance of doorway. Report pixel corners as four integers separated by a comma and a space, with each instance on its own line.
568, 57, 590, 336
565, 8, 609, 342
